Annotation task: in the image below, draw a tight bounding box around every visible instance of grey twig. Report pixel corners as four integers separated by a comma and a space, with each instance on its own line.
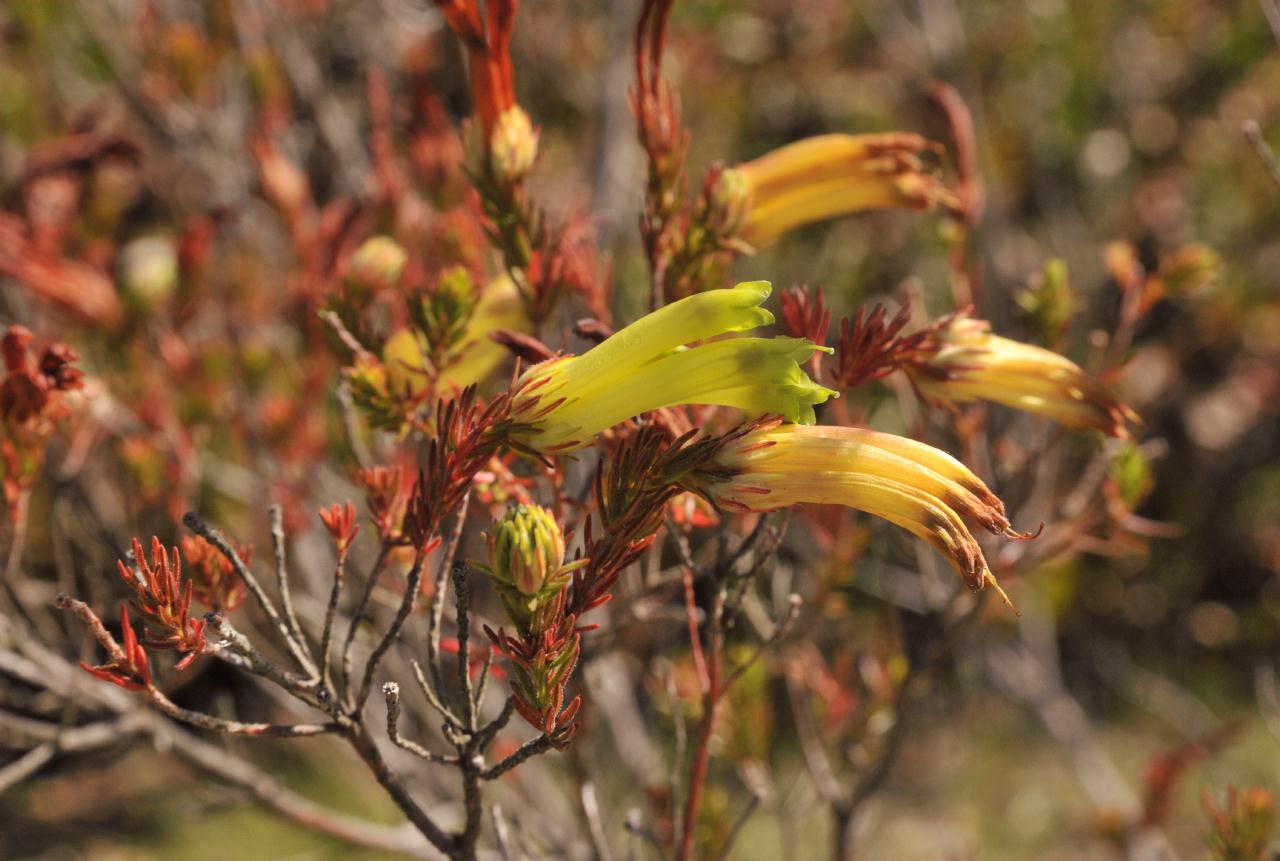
411, 658, 466, 730
453, 563, 477, 733
427, 491, 471, 699
481, 733, 557, 780
358, 548, 427, 708
269, 504, 313, 666
182, 512, 317, 677
341, 542, 392, 704
1244, 119, 1280, 192
318, 547, 349, 691
382, 682, 459, 764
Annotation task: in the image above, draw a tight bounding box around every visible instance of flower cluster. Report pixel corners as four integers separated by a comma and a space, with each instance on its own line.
180, 535, 249, 613
1, 324, 85, 516
383, 271, 528, 397
117, 537, 209, 669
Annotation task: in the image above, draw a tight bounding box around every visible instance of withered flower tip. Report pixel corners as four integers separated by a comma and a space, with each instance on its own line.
910, 316, 1138, 438
697, 422, 1036, 608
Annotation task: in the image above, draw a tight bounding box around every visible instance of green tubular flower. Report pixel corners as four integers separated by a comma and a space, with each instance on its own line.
700, 423, 1034, 606
510, 282, 836, 452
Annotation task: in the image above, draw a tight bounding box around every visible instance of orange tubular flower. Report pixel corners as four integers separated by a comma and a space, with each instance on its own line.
909, 316, 1138, 437
699, 423, 1033, 606
717, 133, 959, 247
435, 0, 518, 141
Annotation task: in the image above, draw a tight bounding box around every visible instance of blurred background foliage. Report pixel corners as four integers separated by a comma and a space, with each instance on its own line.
2, 0, 1280, 858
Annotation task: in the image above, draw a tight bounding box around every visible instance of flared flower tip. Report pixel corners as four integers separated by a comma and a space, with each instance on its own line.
509, 282, 835, 452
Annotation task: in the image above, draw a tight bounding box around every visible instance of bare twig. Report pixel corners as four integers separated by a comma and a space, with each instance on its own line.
269, 504, 313, 666
183, 512, 317, 677
318, 546, 349, 691
383, 682, 460, 764
454, 563, 477, 732
357, 548, 427, 708
164, 716, 441, 859
0, 712, 149, 794
481, 734, 557, 780
427, 490, 471, 700
1244, 120, 1280, 192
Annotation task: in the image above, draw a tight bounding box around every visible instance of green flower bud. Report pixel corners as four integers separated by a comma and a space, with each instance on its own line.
119, 235, 178, 308
488, 503, 565, 596
489, 106, 539, 185
347, 236, 407, 295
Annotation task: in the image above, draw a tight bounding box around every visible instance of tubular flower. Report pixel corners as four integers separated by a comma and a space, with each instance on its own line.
908, 316, 1137, 437
383, 274, 529, 394
699, 423, 1034, 606
510, 281, 836, 452
718, 133, 959, 248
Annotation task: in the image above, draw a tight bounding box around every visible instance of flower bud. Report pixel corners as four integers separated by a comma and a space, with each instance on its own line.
489, 106, 539, 185
118, 235, 178, 308
487, 503, 565, 596
347, 236, 407, 295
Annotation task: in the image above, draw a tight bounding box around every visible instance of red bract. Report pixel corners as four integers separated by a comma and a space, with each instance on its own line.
180, 535, 249, 612
831, 304, 958, 390
319, 501, 360, 553
118, 536, 207, 667
0, 214, 123, 324
1, 324, 84, 426
80, 604, 152, 691
779, 286, 831, 377
356, 465, 410, 541
631, 0, 683, 171
779, 286, 831, 350
404, 388, 513, 550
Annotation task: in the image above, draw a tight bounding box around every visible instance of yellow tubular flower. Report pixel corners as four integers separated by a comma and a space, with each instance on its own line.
384, 274, 528, 394
511, 281, 836, 453
909, 317, 1137, 437
703, 423, 1033, 606
722, 133, 959, 248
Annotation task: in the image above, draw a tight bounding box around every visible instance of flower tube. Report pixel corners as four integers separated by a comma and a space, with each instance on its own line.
699, 423, 1033, 606
717, 133, 959, 247
511, 281, 835, 452
909, 316, 1137, 437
